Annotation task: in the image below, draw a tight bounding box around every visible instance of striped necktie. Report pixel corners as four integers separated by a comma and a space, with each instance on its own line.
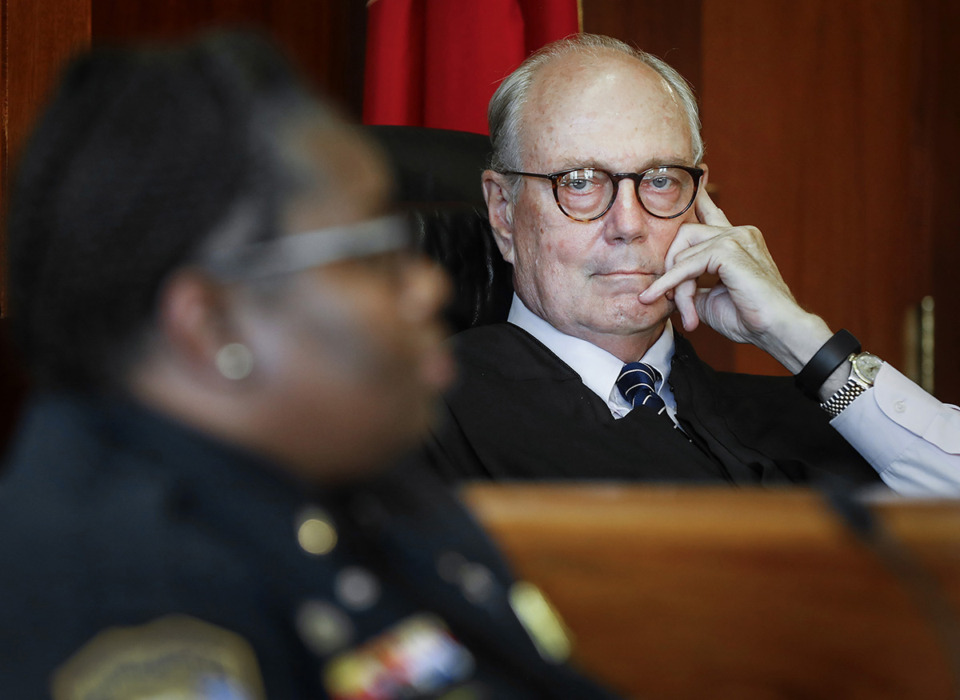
616, 362, 667, 416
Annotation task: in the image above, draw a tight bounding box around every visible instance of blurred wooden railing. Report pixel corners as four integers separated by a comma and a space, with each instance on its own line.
463, 484, 960, 699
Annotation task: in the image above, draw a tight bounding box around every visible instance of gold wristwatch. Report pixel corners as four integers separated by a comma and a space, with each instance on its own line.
820, 351, 883, 417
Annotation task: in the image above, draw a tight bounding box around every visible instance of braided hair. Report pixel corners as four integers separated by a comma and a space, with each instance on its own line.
7, 32, 329, 391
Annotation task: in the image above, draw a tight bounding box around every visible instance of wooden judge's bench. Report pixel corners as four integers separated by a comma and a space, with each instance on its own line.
463, 485, 960, 699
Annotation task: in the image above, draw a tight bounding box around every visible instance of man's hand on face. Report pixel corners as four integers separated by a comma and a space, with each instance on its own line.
638, 188, 833, 373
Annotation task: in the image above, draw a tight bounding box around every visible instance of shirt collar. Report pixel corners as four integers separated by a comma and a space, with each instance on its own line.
507, 294, 677, 416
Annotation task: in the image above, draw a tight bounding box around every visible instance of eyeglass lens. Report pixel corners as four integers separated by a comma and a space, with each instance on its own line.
554, 167, 697, 221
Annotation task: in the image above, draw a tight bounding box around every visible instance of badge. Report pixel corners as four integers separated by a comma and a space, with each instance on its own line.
52, 615, 266, 700
322, 614, 475, 699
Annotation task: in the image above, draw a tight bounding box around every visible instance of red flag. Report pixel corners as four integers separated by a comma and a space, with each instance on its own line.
364, 0, 581, 135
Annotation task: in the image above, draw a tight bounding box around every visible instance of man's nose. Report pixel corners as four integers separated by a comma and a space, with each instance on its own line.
602, 180, 651, 243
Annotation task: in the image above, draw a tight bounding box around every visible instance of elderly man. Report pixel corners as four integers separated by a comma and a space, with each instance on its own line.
426, 34, 959, 495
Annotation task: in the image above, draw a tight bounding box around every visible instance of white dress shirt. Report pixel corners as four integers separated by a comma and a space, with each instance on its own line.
832, 364, 960, 497
507, 294, 960, 497
507, 295, 680, 424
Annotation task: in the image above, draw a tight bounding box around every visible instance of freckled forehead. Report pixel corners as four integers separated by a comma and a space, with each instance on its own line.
520, 52, 693, 170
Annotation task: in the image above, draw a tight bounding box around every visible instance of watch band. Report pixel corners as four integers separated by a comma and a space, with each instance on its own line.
820, 351, 883, 417
820, 372, 867, 417
795, 329, 861, 399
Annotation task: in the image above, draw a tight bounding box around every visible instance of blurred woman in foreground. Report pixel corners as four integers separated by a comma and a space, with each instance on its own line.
0, 33, 615, 699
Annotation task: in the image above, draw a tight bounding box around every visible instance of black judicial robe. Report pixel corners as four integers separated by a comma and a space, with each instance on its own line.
426, 324, 882, 487
0, 392, 618, 699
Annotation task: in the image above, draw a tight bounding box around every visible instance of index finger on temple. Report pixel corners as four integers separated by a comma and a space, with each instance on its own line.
695, 186, 731, 227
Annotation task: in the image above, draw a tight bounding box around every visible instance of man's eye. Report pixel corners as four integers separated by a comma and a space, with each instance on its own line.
643, 174, 678, 191
559, 170, 600, 192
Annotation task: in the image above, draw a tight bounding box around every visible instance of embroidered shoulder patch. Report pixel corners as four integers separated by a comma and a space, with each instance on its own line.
52, 615, 266, 700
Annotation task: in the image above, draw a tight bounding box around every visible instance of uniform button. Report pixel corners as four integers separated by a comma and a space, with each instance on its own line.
459, 563, 495, 604
436, 551, 467, 583
296, 507, 337, 555
436, 552, 496, 605
894, 399, 907, 413
295, 600, 354, 656
335, 566, 381, 611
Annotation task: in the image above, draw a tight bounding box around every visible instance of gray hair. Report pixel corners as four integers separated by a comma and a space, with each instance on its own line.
488, 34, 704, 180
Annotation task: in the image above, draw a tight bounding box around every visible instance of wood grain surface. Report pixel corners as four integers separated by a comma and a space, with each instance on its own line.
464, 484, 960, 699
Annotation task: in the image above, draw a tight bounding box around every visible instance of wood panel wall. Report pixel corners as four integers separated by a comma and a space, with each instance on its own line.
918, 0, 960, 404
91, 0, 366, 119
702, 1, 924, 376
583, 0, 959, 402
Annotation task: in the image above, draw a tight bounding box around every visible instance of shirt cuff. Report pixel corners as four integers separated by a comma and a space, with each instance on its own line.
832, 364, 960, 496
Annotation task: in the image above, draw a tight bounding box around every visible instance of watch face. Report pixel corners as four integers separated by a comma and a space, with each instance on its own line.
853, 352, 883, 384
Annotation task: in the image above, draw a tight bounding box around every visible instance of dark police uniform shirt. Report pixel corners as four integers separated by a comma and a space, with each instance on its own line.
0, 392, 619, 699
426, 324, 882, 488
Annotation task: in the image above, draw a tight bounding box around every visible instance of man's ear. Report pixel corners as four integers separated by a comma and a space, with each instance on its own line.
482, 169, 517, 264
156, 270, 232, 372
